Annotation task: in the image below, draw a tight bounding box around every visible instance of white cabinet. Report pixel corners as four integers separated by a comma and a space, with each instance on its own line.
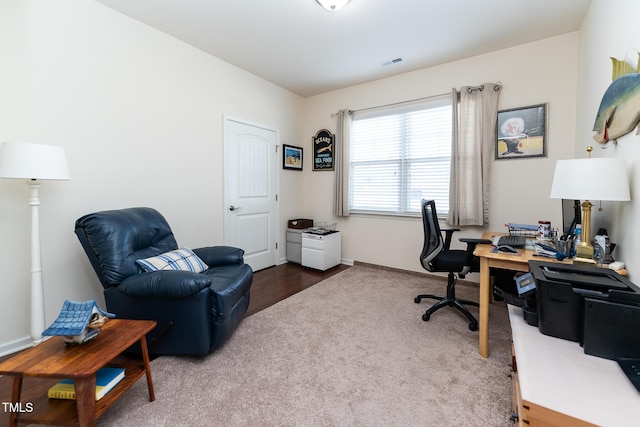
286, 228, 303, 263
301, 231, 341, 271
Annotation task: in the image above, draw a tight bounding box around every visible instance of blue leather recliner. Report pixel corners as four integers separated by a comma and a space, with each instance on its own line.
74, 207, 253, 356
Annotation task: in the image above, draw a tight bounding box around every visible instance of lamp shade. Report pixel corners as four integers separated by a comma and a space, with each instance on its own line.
549, 157, 630, 201
0, 142, 70, 180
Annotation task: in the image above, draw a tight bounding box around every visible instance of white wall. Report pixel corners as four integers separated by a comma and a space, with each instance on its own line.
0, 0, 304, 354
576, 0, 640, 280
302, 33, 579, 274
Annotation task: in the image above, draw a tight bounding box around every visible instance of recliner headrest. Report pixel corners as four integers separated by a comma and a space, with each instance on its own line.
75, 207, 178, 288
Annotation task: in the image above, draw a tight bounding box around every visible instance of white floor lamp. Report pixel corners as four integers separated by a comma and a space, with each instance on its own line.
0, 142, 70, 345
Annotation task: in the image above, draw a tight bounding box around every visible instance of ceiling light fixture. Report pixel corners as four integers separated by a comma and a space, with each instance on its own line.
316, 0, 351, 12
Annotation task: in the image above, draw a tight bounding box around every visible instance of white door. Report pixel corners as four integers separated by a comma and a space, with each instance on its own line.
223, 116, 278, 271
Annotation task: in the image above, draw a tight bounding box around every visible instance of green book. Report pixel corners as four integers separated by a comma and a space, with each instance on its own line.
48, 367, 125, 400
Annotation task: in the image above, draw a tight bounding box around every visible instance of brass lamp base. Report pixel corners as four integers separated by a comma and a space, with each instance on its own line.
577, 199, 594, 261
576, 242, 594, 259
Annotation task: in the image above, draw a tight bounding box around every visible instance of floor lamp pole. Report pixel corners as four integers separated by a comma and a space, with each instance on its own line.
0, 142, 70, 346
28, 179, 45, 345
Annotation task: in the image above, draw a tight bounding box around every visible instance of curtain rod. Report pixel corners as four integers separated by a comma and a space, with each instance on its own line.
329, 92, 449, 118
467, 82, 502, 93
329, 82, 501, 117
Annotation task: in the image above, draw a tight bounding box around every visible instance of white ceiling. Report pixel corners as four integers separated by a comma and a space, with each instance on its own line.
96, 0, 592, 97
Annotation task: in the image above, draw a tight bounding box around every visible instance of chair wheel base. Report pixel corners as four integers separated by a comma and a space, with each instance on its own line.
422, 312, 430, 321
468, 322, 478, 331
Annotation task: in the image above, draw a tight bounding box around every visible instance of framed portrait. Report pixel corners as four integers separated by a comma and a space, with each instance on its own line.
282, 144, 303, 170
495, 103, 547, 160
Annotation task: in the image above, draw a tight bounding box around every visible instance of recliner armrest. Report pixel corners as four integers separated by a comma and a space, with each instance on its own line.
119, 271, 212, 299
193, 246, 245, 267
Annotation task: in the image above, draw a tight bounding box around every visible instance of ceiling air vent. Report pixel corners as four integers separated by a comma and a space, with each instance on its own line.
380, 57, 404, 67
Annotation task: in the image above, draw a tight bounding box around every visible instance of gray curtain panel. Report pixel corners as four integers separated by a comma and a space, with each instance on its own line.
448, 83, 502, 226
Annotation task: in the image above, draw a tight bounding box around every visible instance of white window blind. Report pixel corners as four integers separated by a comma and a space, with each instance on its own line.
349, 94, 453, 216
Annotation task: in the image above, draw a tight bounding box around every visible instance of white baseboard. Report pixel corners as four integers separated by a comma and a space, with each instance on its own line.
0, 335, 32, 357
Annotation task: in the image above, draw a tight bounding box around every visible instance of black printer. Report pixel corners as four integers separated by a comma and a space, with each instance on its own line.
529, 260, 640, 360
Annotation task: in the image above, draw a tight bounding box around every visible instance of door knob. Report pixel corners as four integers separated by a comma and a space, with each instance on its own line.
229, 205, 241, 211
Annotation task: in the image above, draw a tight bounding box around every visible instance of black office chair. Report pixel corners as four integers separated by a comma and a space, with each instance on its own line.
414, 199, 491, 331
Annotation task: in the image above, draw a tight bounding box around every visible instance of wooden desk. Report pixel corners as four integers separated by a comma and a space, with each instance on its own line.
473, 231, 570, 358
0, 319, 156, 427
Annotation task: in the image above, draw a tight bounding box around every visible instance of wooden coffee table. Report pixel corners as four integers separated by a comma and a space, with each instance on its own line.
0, 318, 156, 427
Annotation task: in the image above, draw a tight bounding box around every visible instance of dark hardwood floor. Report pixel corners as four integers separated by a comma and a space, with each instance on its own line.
0, 262, 350, 424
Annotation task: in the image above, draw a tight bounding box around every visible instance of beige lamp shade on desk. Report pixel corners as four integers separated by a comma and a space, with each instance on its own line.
550, 156, 630, 260
550, 157, 630, 202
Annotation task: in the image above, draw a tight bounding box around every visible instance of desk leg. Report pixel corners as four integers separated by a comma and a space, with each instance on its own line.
139, 335, 155, 401
479, 257, 490, 358
75, 375, 96, 427
8, 376, 22, 427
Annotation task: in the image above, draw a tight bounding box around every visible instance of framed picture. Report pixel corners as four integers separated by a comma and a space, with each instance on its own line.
496, 103, 547, 160
312, 129, 335, 171
283, 144, 303, 170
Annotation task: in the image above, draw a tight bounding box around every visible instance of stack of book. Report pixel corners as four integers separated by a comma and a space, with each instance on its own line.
48, 367, 125, 401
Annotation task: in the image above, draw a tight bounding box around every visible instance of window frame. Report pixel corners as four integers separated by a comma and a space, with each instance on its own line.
347, 94, 453, 217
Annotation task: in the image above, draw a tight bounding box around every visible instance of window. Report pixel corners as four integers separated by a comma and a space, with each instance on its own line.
349, 94, 453, 216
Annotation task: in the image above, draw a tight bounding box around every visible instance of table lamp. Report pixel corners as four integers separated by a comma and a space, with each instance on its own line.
549, 147, 630, 261
0, 142, 70, 345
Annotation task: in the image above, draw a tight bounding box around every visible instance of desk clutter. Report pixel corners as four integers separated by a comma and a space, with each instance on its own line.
501, 223, 621, 266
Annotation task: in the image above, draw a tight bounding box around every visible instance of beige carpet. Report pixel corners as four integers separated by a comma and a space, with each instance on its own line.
97, 265, 513, 426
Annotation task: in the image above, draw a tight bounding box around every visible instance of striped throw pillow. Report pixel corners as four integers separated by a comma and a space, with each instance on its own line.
136, 248, 209, 273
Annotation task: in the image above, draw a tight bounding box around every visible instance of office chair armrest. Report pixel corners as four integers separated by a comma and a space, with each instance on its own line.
441, 227, 461, 249
459, 238, 492, 245
459, 238, 493, 266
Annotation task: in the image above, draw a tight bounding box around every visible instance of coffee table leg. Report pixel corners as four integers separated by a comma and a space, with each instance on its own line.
75, 375, 96, 427
139, 336, 155, 401
479, 257, 490, 358
8, 376, 23, 427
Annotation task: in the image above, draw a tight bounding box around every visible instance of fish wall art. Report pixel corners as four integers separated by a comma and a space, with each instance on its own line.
592, 53, 640, 145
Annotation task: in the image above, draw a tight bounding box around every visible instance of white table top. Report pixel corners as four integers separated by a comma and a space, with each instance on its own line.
508, 305, 640, 427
